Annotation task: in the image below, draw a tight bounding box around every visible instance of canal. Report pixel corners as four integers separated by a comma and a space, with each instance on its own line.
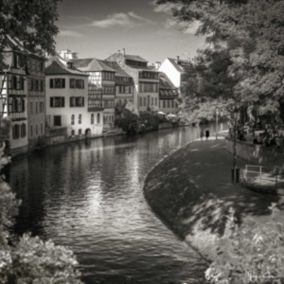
10, 126, 211, 284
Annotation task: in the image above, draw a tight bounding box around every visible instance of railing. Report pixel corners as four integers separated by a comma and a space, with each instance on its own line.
241, 164, 284, 191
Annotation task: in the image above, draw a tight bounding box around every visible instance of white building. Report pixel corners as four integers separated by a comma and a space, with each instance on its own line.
158, 57, 189, 96
45, 57, 103, 139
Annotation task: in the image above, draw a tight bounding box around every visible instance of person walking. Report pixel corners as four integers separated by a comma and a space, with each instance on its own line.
205, 129, 210, 140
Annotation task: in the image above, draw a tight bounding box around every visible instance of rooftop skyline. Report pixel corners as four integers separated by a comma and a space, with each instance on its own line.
56, 0, 207, 62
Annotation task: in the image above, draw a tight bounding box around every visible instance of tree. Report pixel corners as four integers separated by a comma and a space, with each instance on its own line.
154, 0, 284, 113
0, 146, 82, 283
115, 108, 140, 135
0, 0, 61, 61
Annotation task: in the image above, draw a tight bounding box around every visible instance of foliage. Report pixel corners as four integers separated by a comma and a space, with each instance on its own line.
0, 146, 82, 283
139, 111, 160, 131
205, 204, 284, 284
155, 0, 284, 118
0, 0, 61, 65
115, 108, 140, 135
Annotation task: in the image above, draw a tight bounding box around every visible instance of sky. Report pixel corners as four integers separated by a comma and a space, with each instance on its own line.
56, 0, 207, 63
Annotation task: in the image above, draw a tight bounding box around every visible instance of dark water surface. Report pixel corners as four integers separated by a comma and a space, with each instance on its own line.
10, 127, 211, 284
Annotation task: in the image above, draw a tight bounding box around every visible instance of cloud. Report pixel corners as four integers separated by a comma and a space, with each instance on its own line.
153, 2, 183, 14
58, 30, 83, 38
90, 12, 153, 28
165, 19, 201, 35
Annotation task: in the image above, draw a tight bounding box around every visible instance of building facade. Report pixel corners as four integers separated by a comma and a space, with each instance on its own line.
27, 55, 46, 148
0, 48, 28, 155
72, 58, 116, 130
106, 52, 159, 113
158, 57, 189, 96
158, 73, 179, 114
45, 57, 103, 139
104, 61, 134, 108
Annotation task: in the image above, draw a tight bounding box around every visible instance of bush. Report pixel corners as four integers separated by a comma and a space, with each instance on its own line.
205, 204, 284, 284
139, 111, 160, 131
115, 108, 139, 135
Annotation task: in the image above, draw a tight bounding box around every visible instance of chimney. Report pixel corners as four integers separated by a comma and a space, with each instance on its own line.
176, 56, 180, 63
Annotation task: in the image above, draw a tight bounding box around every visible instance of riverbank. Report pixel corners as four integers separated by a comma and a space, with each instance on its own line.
143, 138, 284, 259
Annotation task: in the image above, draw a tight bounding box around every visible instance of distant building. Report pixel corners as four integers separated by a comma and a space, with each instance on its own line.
58, 49, 78, 61
106, 51, 159, 113
104, 61, 134, 107
158, 73, 179, 114
158, 57, 190, 96
45, 57, 103, 139
0, 37, 45, 155
27, 54, 46, 148
71, 58, 116, 130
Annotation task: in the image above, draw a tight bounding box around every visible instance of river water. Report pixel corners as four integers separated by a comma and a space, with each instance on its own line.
10, 126, 212, 284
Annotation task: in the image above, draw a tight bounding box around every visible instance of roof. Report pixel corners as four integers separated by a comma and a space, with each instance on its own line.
104, 61, 131, 77
124, 54, 147, 63
167, 57, 191, 73
45, 57, 87, 76
159, 72, 178, 99
159, 72, 176, 90
71, 58, 115, 72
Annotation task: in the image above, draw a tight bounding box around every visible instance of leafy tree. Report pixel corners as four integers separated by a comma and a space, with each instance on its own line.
115, 108, 140, 135
155, 0, 284, 115
205, 204, 284, 284
0, 0, 61, 60
0, 147, 82, 283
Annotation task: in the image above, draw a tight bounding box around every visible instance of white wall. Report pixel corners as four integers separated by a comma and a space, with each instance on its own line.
159, 59, 181, 89
46, 74, 103, 137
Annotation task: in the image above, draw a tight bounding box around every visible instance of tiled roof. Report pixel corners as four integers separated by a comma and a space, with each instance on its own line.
72, 58, 115, 72
104, 61, 131, 77
159, 72, 178, 99
159, 72, 176, 89
45, 57, 87, 76
124, 54, 147, 63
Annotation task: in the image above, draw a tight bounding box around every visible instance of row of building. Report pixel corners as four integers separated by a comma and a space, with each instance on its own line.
0, 39, 189, 155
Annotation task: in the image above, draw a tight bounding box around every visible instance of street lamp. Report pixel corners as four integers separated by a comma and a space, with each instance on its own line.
215, 108, 219, 140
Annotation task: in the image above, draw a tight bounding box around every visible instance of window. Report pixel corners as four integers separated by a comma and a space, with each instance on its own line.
70, 79, 84, 89
97, 113, 100, 124
40, 123, 43, 134
71, 130, 75, 136
155, 97, 158, 106
49, 78, 65, 89
12, 124, 20, 139
40, 80, 44, 92
78, 129, 82, 135
30, 102, 33, 114
91, 113, 94, 124
70, 79, 76, 89
71, 114, 75, 125
39, 102, 44, 113
70, 97, 84, 107
50, 97, 65, 107
54, 115, 62, 126
30, 125, 33, 137
78, 114, 82, 124
12, 76, 17, 90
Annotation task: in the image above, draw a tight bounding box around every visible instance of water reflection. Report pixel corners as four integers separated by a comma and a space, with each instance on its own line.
10, 126, 214, 283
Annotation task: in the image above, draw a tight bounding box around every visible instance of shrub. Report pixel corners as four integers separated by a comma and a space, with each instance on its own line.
205, 204, 284, 284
